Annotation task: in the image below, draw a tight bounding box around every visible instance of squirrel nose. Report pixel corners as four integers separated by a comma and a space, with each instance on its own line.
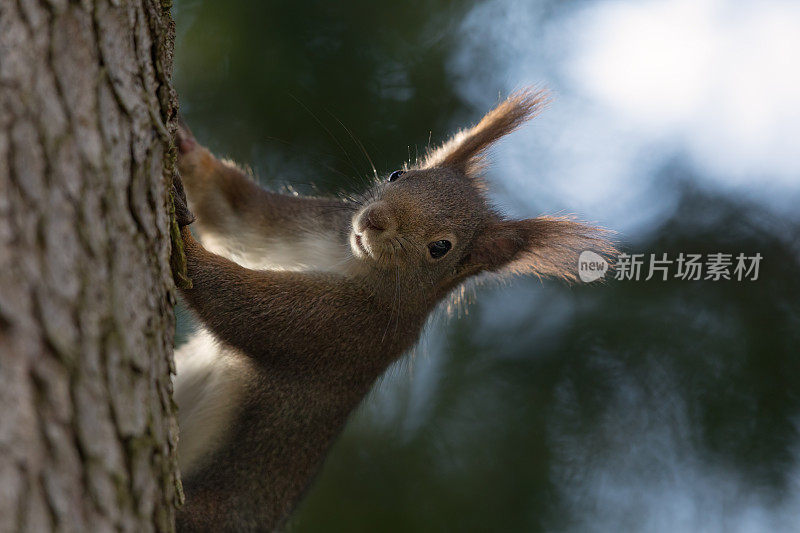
360, 204, 395, 233
366, 210, 386, 231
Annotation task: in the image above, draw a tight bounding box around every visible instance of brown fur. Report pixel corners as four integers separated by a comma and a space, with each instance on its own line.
171, 90, 614, 531
419, 89, 549, 180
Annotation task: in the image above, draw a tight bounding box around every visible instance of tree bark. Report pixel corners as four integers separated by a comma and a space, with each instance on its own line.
0, 0, 180, 531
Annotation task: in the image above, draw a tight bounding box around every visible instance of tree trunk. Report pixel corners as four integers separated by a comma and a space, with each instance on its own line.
0, 0, 181, 531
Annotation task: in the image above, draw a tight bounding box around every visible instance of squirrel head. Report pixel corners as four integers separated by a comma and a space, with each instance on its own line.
349, 89, 614, 296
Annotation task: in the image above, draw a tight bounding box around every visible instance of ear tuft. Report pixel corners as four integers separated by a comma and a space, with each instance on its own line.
420, 88, 550, 178
469, 216, 616, 282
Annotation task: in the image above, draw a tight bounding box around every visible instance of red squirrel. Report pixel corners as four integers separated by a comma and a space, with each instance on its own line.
171, 89, 613, 531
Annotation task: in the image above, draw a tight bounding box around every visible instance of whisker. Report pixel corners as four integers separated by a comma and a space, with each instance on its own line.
393, 265, 401, 338
325, 109, 378, 181
257, 135, 362, 181
287, 92, 364, 178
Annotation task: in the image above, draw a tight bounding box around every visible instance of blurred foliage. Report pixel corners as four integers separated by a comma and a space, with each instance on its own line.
173, 0, 800, 531
175, 0, 474, 193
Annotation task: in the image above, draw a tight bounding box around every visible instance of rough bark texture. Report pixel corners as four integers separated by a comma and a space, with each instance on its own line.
0, 0, 180, 531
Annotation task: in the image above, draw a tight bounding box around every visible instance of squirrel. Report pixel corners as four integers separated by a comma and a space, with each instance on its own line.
170, 89, 613, 531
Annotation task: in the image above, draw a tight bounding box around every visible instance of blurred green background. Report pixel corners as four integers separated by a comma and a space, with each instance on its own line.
172, 0, 800, 531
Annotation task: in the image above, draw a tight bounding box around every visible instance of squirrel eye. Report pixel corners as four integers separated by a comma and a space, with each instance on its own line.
428, 240, 452, 259
388, 170, 405, 182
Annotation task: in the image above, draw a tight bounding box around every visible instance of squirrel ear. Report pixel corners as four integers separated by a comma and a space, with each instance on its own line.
420, 88, 549, 179
466, 216, 615, 281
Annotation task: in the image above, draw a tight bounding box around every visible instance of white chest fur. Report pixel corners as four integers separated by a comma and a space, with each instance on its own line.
173, 329, 251, 476
201, 227, 351, 273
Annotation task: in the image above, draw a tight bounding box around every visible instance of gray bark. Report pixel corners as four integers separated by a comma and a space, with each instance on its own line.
0, 0, 181, 531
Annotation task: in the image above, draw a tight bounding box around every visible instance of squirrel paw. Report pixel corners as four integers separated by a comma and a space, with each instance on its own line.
172, 173, 195, 227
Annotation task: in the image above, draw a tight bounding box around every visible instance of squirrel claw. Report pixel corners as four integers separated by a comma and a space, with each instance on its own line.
173, 175, 195, 227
